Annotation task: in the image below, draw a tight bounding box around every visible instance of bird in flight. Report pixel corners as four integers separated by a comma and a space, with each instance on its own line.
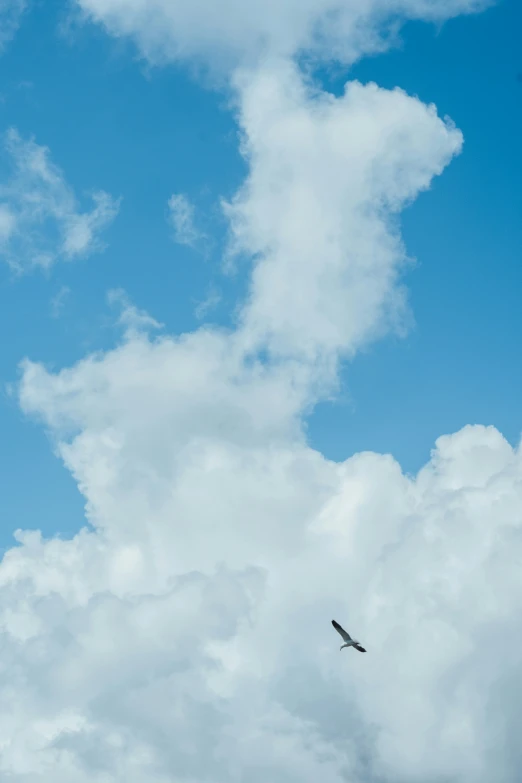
331, 619, 366, 652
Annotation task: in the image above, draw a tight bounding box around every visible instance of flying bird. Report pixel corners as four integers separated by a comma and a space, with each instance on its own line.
331, 619, 366, 652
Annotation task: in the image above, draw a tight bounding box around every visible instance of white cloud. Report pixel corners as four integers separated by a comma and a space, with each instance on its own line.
7, 61, 519, 782
2, 1, 516, 782
194, 286, 222, 320
0, 129, 120, 272
73, 0, 491, 71
167, 193, 202, 248
0, 201, 16, 239
229, 61, 461, 364
108, 288, 164, 337
0, 0, 26, 51
10, 350, 522, 782
50, 285, 71, 318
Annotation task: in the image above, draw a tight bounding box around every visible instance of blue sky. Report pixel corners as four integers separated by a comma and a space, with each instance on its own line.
0, 0, 520, 545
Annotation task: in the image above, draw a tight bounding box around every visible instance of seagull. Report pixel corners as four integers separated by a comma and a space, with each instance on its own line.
331, 619, 366, 653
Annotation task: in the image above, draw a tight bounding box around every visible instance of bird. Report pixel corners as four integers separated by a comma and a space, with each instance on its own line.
331, 619, 366, 652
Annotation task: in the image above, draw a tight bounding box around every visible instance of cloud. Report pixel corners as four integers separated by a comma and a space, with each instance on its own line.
0, 201, 16, 239
167, 193, 203, 248
194, 286, 221, 320
0, 0, 26, 51
11, 350, 522, 783
73, 0, 492, 71
6, 49, 518, 782
229, 62, 461, 365
0, 129, 120, 272
50, 285, 71, 318
2, 1, 516, 782
108, 288, 164, 337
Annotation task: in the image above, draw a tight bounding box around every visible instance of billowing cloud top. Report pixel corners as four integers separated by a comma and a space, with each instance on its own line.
229, 63, 462, 361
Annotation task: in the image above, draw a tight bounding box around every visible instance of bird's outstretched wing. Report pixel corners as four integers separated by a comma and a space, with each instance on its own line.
331, 619, 351, 643
353, 644, 366, 653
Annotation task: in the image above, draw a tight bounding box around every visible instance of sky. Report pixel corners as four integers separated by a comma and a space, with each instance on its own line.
0, 0, 521, 781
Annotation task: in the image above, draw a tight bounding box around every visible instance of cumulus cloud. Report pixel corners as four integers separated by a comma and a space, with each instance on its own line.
73, 0, 491, 71
229, 61, 461, 364
10, 353, 522, 783
0, 129, 120, 272
0, 0, 26, 51
2, 1, 517, 782
167, 193, 203, 248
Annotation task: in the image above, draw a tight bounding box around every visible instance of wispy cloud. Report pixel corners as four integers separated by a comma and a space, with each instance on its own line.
108, 288, 164, 337
50, 285, 71, 318
194, 286, 221, 320
0, 128, 121, 272
0, 0, 27, 52
167, 193, 204, 249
